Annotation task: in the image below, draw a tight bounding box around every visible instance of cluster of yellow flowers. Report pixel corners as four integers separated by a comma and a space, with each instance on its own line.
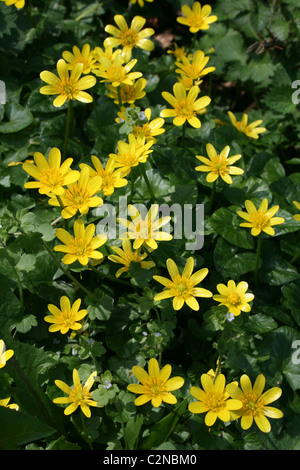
5, 0, 299, 437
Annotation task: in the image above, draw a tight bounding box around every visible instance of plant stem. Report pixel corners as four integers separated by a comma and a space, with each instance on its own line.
56, 195, 68, 229
254, 233, 262, 286
181, 122, 186, 145
89, 264, 135, 289
117, 87, 123, 108
63, 100, 73, 160
81, 412, 93, 450
114, 397, 129, 450
139, 164, 155, 202
214, 322, 230, 383
291, 247, 300, 264
43, 241, 93, 296
208, 181, 216, 215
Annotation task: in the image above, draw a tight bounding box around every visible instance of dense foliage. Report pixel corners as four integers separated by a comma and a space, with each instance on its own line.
0, 0, 299, 450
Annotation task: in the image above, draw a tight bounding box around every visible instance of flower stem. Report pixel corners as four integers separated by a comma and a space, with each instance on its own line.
43, 241, 93, 297
214, 322, 230, 383
117, 86, 123, 108
254, 233, 262, 286
208, 181, 216, 215
63, 100, 73, 160
139, 164, 155, 202
181, 122, 186, 145
291, 247, 300, 264
81, 412, 93, 450
89, 264, 135, 289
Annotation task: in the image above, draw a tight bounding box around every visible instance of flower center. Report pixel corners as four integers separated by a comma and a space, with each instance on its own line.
242, 394, 265, 416
71, 237, 91, 256
176, 99, 194, 117
250, 212, 269, 228
121, 29, 138, 47
59, 79, 78, 99
204, 391, 226, 412
227, 292, 240, 305
188, 14, 205, 30
40, 168, 65, 189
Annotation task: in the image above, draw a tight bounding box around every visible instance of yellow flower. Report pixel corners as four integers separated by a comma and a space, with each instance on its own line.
0, 339, 14, 368
107, 77, 147, 104
129, 0, 154, 7
80, 156, 128, 197
1, 0, 24, 8
227, 374, 283, 433
178, 75, 203, 91
118, 204, 172, 251
161, 82, 211, 128
293, 201, 300, 221
95, 49, 142, 87
132, 108, 165, 143
62, 44, 98, 74
177, 2, 217, 33
237, 199, 285, 236
47, 166, 103, 219
54, 218, 107, 266
188, 373, 242, 426
108, 239, 155, 278
22, 147, 79, 196
104, 14, 155, 62
0, 397, 19, 411
127, 357, 184, 407
153, 257, 212, 311
175, 50, 215, 83
40, 59, 96, 107
109, 133, 153, 175
213, 280, 254, 316
53, 369, 99, 418
228, 111, 266, 139
44, 296, 88, 334
195, 143, 244, 184
167, 42, 189, 61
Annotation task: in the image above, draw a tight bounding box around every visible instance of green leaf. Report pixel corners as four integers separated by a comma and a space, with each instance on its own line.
124, 414, 143, 450
214, 238, 256, 276
210, 206, 254, 249
140, 399, 187, 449
0, 407, 55, 450
0, 102, 33, 133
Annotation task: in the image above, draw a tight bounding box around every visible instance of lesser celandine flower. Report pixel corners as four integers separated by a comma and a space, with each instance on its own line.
213, 280, 254, 316
0, 397, 19, 410
107, 77, 147, 104
22, 148, 79, 196
40, 59, 96, 107
293, 201, 300, 221
53, 369, 99, 418
62, 44, 98, 74
118, 204, 172, 251
108, 239, 155, 278
167, 42, 189, 61
80, 156, 128, 197
177, 2, 217, 33
104, 15, 155, 62
227, 374, 283, 433
175, 50, 215, 83
96, 50, 142, 88
0, 0, 24, 8
47, 167, 103, 219
195, 143, 244, 184
188, 373, 242, 427
44, 296, 88, 334
153, 257, 212, 311
54, 219, 107, 266
109, 133, 153, 175
131, 108, 165, 143
0, 339, 14, 368
228, 111, 266, 139
129, 0, 154, 7
161, 82, 211, 128
237, 199, 285, 236
127, 358, 184, 407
